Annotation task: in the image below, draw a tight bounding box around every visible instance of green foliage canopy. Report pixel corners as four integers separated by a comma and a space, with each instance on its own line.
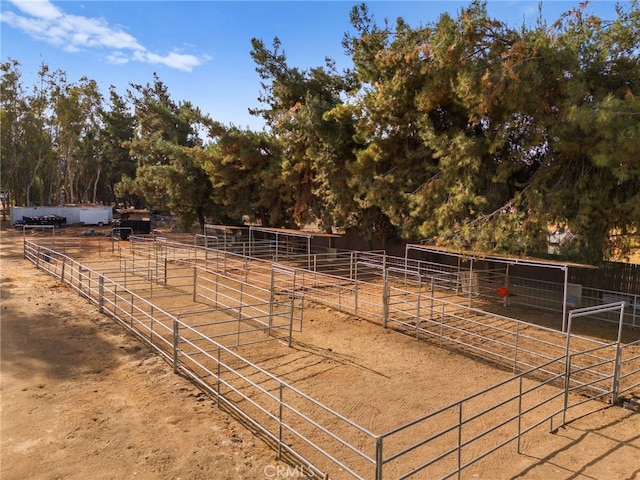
1, 1, 638, 263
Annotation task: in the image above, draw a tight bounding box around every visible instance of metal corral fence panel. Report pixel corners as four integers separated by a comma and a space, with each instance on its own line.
168, 233, 640, 329
176, 324, 379, 479
23, 238, 640, 480
618, 338, 640, 398
294, 268, 385, 320
123, 236, 640, 398
582, 287, 640, 328
113, 239, 304, 337
23, 239, 379, 480
376, 354, 592, 480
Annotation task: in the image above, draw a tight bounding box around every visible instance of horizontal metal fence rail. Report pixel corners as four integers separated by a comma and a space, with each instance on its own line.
618, 338, 640, 397
376, 354, 593, 480
176, 322, 379, 479
24, 239, 378, 479
123, 237, 640, 398
124, 237, 639, 396
24, 238, 640, 480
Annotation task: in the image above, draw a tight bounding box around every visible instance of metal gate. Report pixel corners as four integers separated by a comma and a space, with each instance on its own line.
561, 302, 626, 427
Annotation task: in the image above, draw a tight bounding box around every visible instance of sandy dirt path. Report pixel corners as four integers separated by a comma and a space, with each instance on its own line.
0, 228, 284, 480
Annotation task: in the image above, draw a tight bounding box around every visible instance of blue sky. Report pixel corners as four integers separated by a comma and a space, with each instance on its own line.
1, 0, 629, 131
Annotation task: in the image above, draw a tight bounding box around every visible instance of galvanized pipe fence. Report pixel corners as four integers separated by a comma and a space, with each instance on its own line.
122, 236, 640, 404
193, 234, 640, 329
144, 238, 640, 397
23, 237, 640, 480
24, 238, 378, 479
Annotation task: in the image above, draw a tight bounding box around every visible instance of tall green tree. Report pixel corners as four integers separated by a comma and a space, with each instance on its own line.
533, 1, 640, 262
1, 60, 57, 206
49, 73, 103, 204
99, 87, 137, 207
124, 75, 216, 230
250, 38, 360, 232
340, 0, 639, 263
201, 125, 287, 226
340, 3, 543, 250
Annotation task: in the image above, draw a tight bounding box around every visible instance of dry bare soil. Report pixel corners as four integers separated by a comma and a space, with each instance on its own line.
1, 225, 639, 480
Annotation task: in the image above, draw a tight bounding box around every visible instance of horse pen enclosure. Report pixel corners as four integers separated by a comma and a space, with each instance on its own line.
22, 232, 640, 480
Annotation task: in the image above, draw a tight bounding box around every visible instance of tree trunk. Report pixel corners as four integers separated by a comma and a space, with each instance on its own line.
92, 166, 101, 204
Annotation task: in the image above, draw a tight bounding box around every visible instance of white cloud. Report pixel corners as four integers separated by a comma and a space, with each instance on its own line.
139, 50, 204, 73
11, 0, 62, 21
105, 51, 130, 65
1, 0, 204, 72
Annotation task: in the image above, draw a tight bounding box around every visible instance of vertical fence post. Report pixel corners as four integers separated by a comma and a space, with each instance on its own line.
415, 286, 422, 339
237, 302, 242, 347
375, 436, 383, 480
223, 248, 227, 273
269, 269, 275, 336
611, 304, 626, 404
215, 272, 219, 306
457, 402, 463, 480
468, 258, 474, 308
216, 345, 221, 408
130, 293, 134, 329
383, 268, 389, 328
288, 294, 294, 348
562, 312, 574, 428
430, 277, 435, 321
278, 383, 284, 460
173, 318, 180, 374
193, 267, 197, 302
61, 258, 66, 283
513, 323, 520, 374
98, 275, 104, 314
150, 305, 155, 344
354, 276, 359, 317
562, 354, 572, 427
562, 266, 569, 333
113, 284, 118, 316
517, 376, 523, 453
439, 301, 445, 348
352, 253, 357, 282
154, 244, 159, 288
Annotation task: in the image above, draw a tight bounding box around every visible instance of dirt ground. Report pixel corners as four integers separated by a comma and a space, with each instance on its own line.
0, 227, 284, 480
1, 225, 639, 480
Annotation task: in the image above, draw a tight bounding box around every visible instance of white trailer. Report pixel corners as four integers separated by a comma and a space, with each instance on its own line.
79, 207, 112, 226
11, 205, 112, 226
